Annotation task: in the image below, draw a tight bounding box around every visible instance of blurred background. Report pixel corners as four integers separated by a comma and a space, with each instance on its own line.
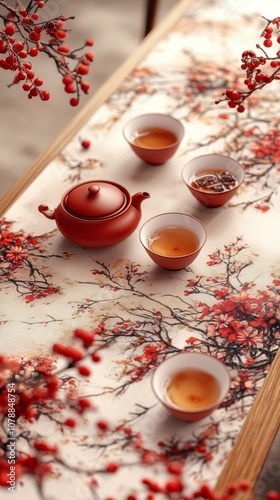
0, 0, 177, 198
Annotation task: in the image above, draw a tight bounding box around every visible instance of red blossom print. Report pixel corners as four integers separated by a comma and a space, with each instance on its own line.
251, 128, 280, 163
128, 344, 166, 381
0, 219, 65, 301
214, 287, 232, 299
230, 320, 261, 346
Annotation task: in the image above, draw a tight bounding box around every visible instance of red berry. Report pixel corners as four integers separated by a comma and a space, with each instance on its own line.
265, 26, 273, 34
34, 77, 43, 87
106, 462, 118, 473
18, 50, 27, 59
77, 365, 91, 377
52, 343, 84, 362
18, 70, 26, 80
13, 42, 24, 53
0, 42, 7, 54
63, 75, 73, 85
34, 441, 58, 453
228, 100, 236, 108
238, 480, 251, 491
74, 328, 94, 346
29, 48, 39, 57
166, 461, 182, 475
91, 353, 101, 362
85, 52, 94, 61
263, 75, 272, 83
29, 31, 41, 42
58, 46, 70, 54
237, 105, 245, 113
41, 90, 51, 102
165, 478, 183, 493
267, 491, 280, 500
231, 90, 241, 101
23, 82, 32, 91
5, 23, 15, 35
263, 39, 273, 48
64, 84, 75, 94
77, 64, 89, 75
81, 139, 91, 149
64, 418, 76, 428
21, 16, 32, 25
70, 97, 79, 106
97, 420, 108, 430
225, 89, 233, 99
56, 29, 67, 39
78, 398, 91, 409
255, 73, 264, 83
30, 87, 39, 97
81, 82, 90, 93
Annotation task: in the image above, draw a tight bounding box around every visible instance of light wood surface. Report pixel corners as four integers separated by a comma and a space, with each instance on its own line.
1, 0, 279, 495
216, 349, 280, 498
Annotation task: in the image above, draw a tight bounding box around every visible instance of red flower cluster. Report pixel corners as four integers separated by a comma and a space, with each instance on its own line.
0, 0, 94, 105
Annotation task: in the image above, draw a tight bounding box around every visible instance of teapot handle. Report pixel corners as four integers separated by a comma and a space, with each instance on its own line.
38, 204, 56, 220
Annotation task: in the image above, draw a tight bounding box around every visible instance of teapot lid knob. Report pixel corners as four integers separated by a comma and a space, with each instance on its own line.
88, 184, 100, 195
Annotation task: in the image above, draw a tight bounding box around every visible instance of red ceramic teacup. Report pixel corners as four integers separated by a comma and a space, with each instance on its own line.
123, 113, 184, 165
182, 154, 244, 207
139, 212, 206, 270
152, 352, 231, 422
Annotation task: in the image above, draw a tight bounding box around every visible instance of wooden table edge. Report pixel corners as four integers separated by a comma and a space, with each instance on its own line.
215, 349, 280, 498
0, 0, 279, 495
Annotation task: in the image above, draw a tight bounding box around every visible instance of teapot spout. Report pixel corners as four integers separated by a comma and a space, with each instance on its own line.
131, 192, 150, 212
38, 204, 56, 220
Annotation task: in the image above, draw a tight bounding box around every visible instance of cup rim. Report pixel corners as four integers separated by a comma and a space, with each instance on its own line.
139, 212, 207, 261
151, 351, 231, 414
123, 113, 185, 151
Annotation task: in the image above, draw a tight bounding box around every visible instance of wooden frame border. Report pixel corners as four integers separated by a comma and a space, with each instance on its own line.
0, 1, 279, 495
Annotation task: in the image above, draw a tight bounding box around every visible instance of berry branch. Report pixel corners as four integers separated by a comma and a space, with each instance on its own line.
0, 0, 94, 105
216, 16, 280, 112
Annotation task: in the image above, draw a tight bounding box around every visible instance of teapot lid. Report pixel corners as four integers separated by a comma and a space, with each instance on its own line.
65, 181, 127, 218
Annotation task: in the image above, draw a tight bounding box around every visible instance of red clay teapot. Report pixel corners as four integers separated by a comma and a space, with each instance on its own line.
38, 180, 150, 248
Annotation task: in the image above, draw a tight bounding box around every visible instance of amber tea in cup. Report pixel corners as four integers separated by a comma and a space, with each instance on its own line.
148, 225, 199, 257
151, 351, 231, 421
139, 213, 206, 270
133, 127, 177, 149
166, 368, 221, 411
123, 113, 185, 165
